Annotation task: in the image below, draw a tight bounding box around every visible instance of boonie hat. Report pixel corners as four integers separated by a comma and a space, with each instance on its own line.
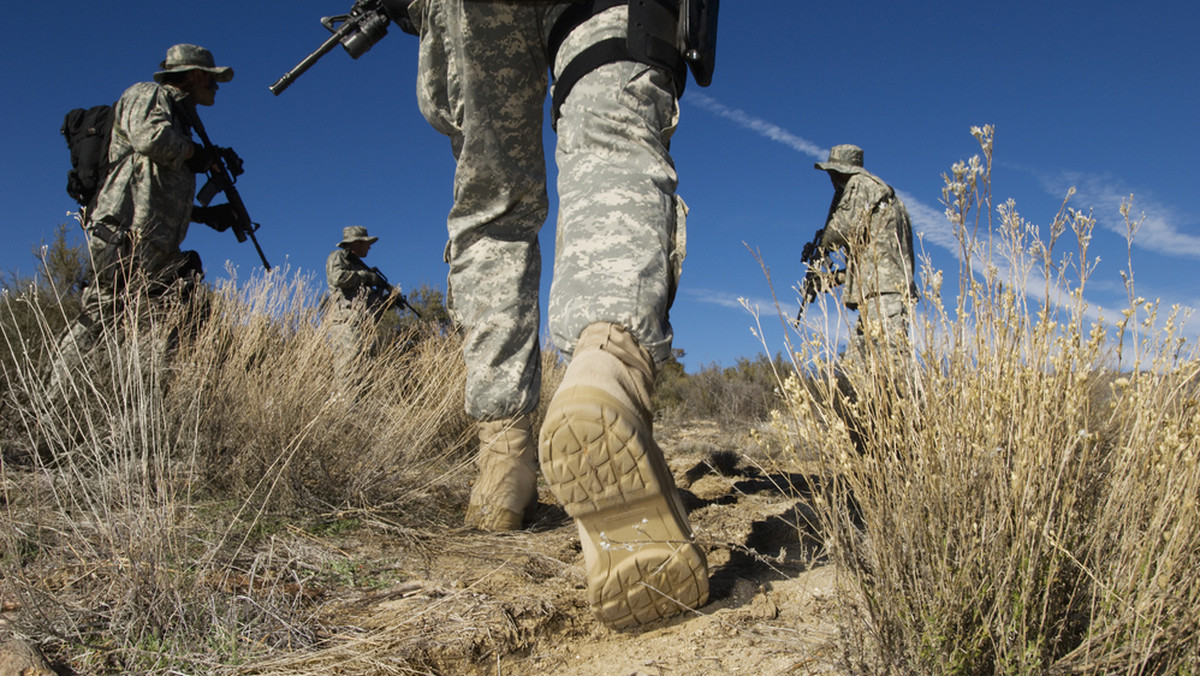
339, 226, 378, 247
815, 144, 867, 176
153, 44, 234, 83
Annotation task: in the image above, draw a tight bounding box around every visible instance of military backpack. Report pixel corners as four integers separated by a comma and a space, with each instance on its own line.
61, 104, 114, 208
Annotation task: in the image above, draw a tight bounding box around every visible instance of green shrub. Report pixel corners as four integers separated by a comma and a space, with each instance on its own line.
654, 350, 786, 424
0, 223, 86, 388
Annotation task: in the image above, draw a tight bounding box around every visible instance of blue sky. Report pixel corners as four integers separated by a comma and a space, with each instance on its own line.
3, 1, 1197, 371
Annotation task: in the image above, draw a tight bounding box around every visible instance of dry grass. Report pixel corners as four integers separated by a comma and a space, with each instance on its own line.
5, 128, 1197, 673
766, 126, 1200, 673
0, 264, 486, 672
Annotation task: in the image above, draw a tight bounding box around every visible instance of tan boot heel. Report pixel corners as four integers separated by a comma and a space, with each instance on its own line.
542, 384, 708, 628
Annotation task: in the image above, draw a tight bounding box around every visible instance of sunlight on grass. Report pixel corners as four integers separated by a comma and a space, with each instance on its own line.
1, 263, 475, 671
764, 126, 1200, 673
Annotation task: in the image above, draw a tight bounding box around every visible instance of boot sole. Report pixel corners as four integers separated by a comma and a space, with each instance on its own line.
541, 385, 708, 629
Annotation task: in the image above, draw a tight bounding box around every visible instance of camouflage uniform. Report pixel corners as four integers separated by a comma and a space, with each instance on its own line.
50, 45, 233, 387
410, 0, 684, 421
814, 144, 916, 366
90, 82, 198, 284
324, 226, 390, 370
408, 0, 706, 628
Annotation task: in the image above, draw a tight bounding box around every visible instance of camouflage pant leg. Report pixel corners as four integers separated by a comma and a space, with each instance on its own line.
843, 293, 914, 386
78, 227, 130, 324
548, 5, 684, 365
46, 309, 101, 394
327, 318, 361, 376
50, 236, 197, 382
46, 231, 127, 391
415, 0, 548, 420
324, 301, 376, 378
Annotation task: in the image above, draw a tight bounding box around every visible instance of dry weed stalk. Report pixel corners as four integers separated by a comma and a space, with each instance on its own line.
771, 126, 1199, 673
1, 264, 477, 672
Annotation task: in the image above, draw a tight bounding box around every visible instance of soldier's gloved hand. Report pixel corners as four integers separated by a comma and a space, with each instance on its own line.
192, 203, 238, 232
218, 147, 244, 176
185, 143, 216, 173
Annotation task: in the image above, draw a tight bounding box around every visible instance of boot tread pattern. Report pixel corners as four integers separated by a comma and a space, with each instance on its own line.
594, 522, 709, 629
541, 398, 658, 515
541, 386, 709, 629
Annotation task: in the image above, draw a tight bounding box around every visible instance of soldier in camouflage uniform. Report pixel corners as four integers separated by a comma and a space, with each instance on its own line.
407, 0, 707, 628
808, 145, 917, 456
50, 44, 238, 388
324, 226, 397, 372
810, 144, 916, 368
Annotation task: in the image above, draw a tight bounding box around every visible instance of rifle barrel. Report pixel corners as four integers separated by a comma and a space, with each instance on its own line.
269, 20, 356, 95
247, 226, 272, 270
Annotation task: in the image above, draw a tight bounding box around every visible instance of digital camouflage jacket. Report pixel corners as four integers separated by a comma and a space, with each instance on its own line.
90, 81, 196, 254
818, 171, 916, 309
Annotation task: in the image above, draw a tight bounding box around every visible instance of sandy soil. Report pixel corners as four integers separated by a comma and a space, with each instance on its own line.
298, 419, 855, 675
1, 419, 856, 675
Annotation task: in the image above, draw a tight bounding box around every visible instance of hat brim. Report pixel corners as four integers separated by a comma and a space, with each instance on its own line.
815, 161, 866, 175
339, 237, 379, 247
153, 65, 234, 83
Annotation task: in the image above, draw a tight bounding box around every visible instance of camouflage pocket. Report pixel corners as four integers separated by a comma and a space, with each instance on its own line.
668, 195, 688, 307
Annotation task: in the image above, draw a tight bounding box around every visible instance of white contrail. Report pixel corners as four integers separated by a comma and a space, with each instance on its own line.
686, 92, 827, 160
686, 92, 960, 259
897, 188, 958, 256
681, 287, 762, 311
1042, 171, 1200, 259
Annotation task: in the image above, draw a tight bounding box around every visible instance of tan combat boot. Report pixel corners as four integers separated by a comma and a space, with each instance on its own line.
540, 322, 708, 629
465, 415, 539, 531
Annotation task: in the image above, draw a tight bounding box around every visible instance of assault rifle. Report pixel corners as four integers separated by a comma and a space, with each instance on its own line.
369, 266, 422, 319
178, 105, 272, 270
270, 0, 416, 95
796, 226, 843, 321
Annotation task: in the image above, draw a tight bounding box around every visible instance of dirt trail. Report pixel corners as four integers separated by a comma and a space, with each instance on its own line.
304, 420, 850, 675
0, 420, 851, 674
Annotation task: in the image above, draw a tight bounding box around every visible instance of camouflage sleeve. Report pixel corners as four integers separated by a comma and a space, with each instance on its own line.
326, 250, 379, 293
819, 186, 857, 251
117, 83, 193, 170
821, 176, 885, 251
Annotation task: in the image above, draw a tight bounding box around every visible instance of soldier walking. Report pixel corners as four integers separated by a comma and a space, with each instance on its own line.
409, 0, 709, 629
323, 225, 401, 372
50, 44, 239, 389
807, 144, 916, 369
